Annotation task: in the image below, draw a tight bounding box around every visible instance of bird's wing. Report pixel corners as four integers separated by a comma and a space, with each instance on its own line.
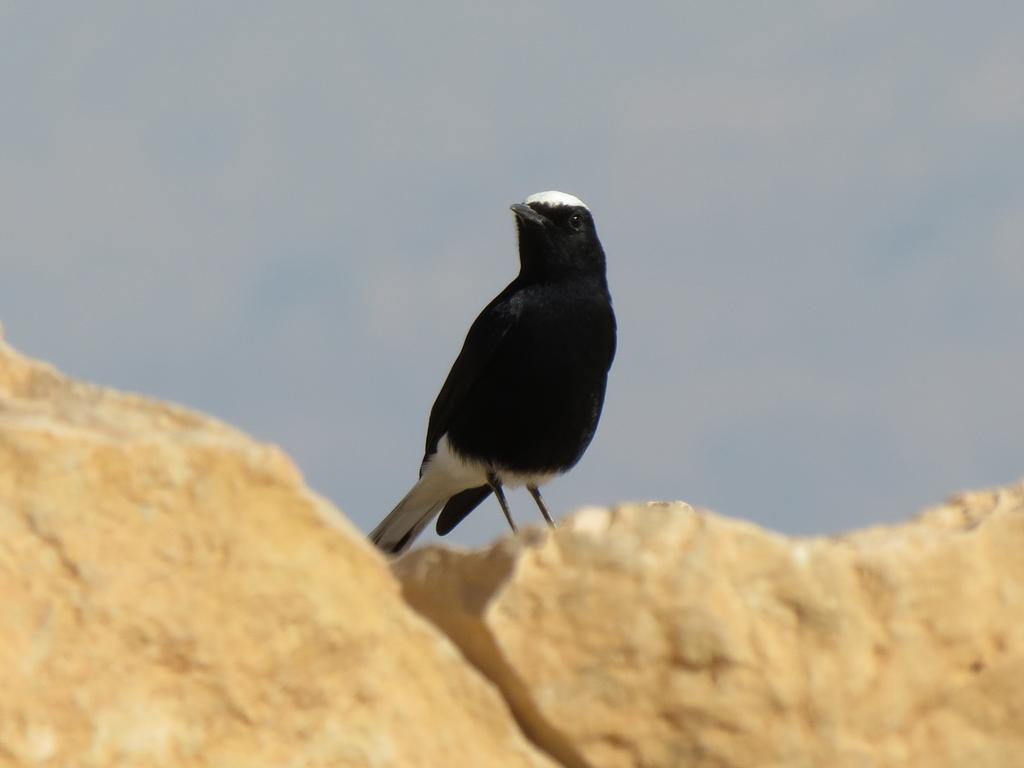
606, 309, 617, 371
435, 485, 492, 535
421, 285, 520, 469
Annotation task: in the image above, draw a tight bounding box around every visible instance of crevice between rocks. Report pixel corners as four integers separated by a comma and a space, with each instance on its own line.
394, 549, 589, 768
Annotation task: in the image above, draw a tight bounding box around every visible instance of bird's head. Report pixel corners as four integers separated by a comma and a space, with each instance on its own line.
511, 191, 606, 280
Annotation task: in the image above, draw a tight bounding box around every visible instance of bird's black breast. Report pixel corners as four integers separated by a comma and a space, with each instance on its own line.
444, 276, 615, 474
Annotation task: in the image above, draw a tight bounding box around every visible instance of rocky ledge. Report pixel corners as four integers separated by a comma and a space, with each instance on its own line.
1, 331, 1021, 767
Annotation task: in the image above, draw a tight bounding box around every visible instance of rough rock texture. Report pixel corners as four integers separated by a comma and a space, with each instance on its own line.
397, 490, 1024, 768
5, 328, 1023, 768
0, 332, 553, 768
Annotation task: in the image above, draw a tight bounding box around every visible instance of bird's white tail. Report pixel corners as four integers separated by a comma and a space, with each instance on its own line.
369, 480, 445, 555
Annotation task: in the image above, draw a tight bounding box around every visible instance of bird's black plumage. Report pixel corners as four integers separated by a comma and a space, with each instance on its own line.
370, 191, 616, 555
436, 485, 491, 535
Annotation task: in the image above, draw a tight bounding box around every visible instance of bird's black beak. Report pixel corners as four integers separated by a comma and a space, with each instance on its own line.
510, 202, 550, 227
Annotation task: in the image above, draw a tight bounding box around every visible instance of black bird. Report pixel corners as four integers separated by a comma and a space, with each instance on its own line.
370, 191, 616, 555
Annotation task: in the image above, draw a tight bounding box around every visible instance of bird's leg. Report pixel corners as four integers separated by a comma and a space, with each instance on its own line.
487, 472, 518, 533
528, 485, 556, 528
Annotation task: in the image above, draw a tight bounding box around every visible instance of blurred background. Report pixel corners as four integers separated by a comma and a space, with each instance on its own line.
2, 3, 1022, 549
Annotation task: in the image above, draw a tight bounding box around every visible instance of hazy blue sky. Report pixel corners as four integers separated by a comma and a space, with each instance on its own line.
3, 3, 1022, 549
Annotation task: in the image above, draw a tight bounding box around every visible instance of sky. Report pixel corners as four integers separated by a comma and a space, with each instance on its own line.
2, 3, 1022, 550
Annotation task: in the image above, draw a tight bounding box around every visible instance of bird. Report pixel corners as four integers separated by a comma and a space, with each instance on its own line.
369, 191, 616, 555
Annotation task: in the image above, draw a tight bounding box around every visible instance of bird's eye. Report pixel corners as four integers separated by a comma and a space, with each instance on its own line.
568, 213, 584, 231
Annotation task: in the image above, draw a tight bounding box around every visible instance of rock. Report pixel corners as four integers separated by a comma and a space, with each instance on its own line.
0, 334, 553, 768
6, 327, 1023, 768
396, 491, 1024, 768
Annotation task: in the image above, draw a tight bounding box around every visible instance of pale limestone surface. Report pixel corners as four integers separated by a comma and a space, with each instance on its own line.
397, 491, 1024, 768
5, 326, 1023, 768
0, 332, 553, 768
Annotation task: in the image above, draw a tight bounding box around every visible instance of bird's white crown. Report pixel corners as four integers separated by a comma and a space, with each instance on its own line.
524, 190, 589, 211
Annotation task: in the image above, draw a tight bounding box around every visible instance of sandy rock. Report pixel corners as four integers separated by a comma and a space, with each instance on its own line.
396, 491, 1024, 768
0, 333, 553, 768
